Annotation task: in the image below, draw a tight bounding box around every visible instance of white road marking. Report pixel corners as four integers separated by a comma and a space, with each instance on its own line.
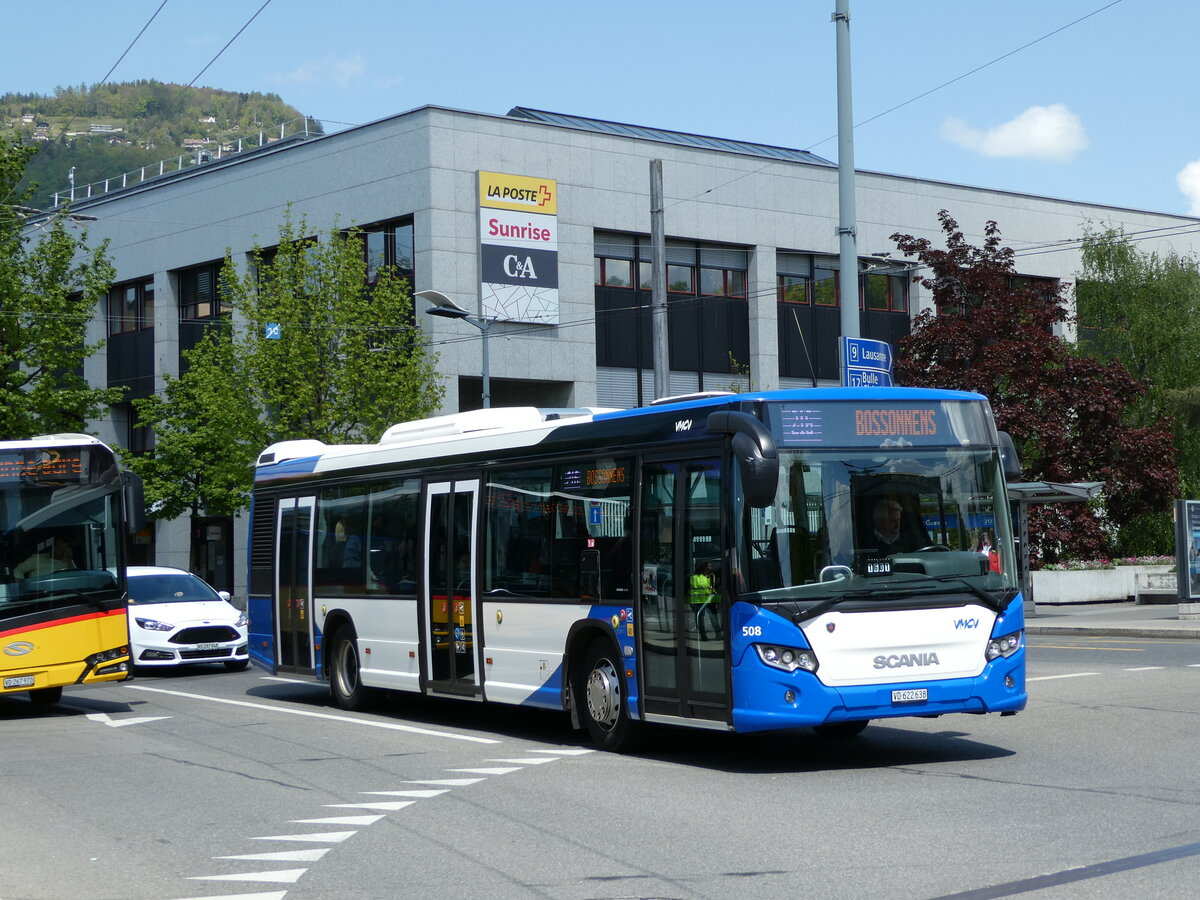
189, 869, 307, 884
260, 676, 310, 684
532, 748, 593, 755
250, 830, 357, 843
86, 712, 172, 728
1124, 666, 1166, 671
361, 790, 448, 798
125, 684, 501, 743
1027, 672, 1100, 682
216, 849, 330, 863
487, 757, 557, 764
402, 778, 484, 786
291, 815, 385, 826
323, 800, 416, 812
448, 766, 522, 775
167, 892, 287, 900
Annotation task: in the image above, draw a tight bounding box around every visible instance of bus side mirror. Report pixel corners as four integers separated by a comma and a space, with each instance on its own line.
707, 411, 779, 508
122, 471, 146, 534
998, 432, 1022, 482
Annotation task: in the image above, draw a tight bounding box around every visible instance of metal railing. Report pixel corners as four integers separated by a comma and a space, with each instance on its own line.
52, 116, 319, 207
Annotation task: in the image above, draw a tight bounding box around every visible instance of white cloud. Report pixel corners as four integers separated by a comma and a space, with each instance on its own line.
274, 53, 366, 88
1177, 160, 1200, 215
939, 104, 1088, 162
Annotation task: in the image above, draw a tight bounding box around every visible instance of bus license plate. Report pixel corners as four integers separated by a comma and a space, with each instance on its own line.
892, 688, 927, 704
196, 643, 220, 651
4, 675, 36, 689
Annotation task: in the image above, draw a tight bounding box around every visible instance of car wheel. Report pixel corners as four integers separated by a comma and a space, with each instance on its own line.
576, 637, 639, 752
329, 625, 376, 711
224, 659, 249, 672
813, 720, 869, 738
28, 686, 64, 706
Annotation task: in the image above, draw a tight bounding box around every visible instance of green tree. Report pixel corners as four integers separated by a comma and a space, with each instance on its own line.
130, 210, 443, 518
891, 211, 1179, 564
0, 138, 121, 438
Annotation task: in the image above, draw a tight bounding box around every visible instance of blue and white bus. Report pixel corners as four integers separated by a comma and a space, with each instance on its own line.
247, 388, 1026, 750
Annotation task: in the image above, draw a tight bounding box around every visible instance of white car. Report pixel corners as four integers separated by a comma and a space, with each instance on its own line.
127, 566, 249, 671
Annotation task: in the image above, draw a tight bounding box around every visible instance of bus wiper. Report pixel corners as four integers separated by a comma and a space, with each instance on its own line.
924, 576, 1017, 614
791, 589, 888, 625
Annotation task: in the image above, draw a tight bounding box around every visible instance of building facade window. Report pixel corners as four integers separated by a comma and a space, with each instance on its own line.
361, 219, 414, 284
178, 262, 230, 322
107, 279, 154, 335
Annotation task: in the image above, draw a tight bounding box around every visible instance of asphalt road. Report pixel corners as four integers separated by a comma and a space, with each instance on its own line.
4, 636, 1200, 900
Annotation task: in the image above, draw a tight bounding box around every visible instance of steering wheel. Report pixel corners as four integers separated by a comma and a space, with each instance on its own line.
915, 544, 951, 552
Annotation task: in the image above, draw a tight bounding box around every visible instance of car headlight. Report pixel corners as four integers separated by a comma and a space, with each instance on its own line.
236, 611, 248, 628
755, 643, 819, 673
985, 630, 1023, 661
134, 617, 174, 632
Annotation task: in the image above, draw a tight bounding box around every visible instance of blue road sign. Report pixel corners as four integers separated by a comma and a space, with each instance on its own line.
265, 323, 282, 340
842, 336, 894, 387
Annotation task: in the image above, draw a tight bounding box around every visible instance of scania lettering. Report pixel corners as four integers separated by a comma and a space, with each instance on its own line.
1, 436, 144, 705
247, 388, 1026, 751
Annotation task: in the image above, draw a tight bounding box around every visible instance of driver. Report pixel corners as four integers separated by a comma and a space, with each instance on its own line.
869, 497, 908, 555
13, 535, 77, 579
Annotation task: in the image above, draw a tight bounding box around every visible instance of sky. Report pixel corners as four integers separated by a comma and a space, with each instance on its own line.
2, 0, 1198, 219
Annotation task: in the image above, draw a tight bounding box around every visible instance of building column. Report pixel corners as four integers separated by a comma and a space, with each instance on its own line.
748, 245, 779, 391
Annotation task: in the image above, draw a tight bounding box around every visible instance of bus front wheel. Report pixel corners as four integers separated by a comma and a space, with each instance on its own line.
578, 638, 638, 752
329, 625, 376, 711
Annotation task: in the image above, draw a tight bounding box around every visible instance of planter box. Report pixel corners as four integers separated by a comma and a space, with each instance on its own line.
1032, 565, 1174, 605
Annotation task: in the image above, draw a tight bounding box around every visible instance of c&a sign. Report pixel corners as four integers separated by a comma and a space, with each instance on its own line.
478, 171, 559, 324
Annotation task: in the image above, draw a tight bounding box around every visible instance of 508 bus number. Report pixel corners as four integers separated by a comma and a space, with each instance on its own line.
741, 626, 762, 637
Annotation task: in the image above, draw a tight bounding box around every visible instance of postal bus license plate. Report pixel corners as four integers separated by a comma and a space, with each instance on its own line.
891, 688, 927, 704
196, 643, 220, 651
4, 675, 36, 689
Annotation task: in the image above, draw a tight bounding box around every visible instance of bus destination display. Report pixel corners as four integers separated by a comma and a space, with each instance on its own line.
772, 401, 990, 448
0, 450, 87, 483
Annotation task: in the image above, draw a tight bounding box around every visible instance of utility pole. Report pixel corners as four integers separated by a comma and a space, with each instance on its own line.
834, 0, 860, 380
650, 159, 669, 401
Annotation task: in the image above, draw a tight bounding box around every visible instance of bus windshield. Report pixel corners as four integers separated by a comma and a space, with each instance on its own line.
0, 450, 124, 615
743, 446, 1016, 605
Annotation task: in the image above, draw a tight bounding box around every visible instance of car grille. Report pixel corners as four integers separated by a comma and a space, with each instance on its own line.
171, 626, 239, 645
180, 647, 233, 660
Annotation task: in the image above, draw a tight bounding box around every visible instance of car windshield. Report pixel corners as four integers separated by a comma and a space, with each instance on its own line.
741, 446, 1017, 607
128, 573, 220, 604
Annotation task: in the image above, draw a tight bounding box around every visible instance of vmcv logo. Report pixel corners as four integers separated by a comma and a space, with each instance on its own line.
954, 618, 981, 630
4, 641, 35, 657
675, 419, 692, 432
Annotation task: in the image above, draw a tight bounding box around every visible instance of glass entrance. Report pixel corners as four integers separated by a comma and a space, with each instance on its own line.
423, 480, 479, 694
276, 496, 316, 674
639, 457, 730, 721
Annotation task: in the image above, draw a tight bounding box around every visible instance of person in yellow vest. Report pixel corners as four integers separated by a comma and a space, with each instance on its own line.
689, 559, 720, 640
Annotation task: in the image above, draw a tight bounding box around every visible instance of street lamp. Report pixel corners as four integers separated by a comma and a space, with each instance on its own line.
417, 289, 492, 409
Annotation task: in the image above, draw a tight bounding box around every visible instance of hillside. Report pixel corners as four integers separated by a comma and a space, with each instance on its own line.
1, 81, 318, 209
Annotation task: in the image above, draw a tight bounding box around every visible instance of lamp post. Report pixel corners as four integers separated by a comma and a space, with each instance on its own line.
417, 289, 492, 409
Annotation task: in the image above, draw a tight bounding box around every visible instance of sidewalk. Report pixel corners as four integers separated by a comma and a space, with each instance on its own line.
1027, 601, 1200, 639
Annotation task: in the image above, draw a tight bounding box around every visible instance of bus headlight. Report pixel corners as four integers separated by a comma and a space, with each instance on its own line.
755, 644, 819, 673
985, 630, 1023, 661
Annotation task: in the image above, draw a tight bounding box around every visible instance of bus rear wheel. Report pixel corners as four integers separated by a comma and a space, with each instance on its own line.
28, 686, 63, 706
329, 625, 376, 711
578, 638, 638, 752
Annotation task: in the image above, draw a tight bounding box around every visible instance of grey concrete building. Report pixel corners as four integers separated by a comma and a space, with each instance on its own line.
45, 104, 1200, 598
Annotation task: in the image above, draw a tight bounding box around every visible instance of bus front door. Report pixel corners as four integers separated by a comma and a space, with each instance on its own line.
423, 479, 480, 697
639, 457, 731, 725
276, 496, 317, 676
